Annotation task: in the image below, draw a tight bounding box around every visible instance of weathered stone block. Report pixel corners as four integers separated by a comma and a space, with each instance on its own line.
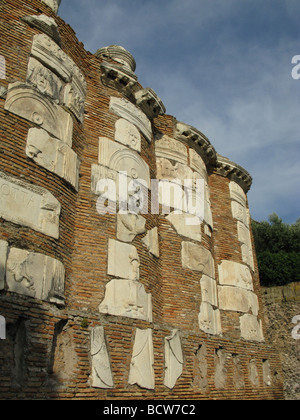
109, 97, 152, 143
142, 227, 159, 258
218, 285, 259, 316
128, 328, 155, 389
99, 279, 152, 322
240, 314, 264, 342
181, 242, 215, 278
91, 326, 114, 389
164, 330, 183, 389
0, 171, 61, 239
5, 82, 73, 146
115, 119, 141, 152
107, 239, 140, 281
6, 248, 65, 304
198, 302, 222, 336
218, 260, 253, 291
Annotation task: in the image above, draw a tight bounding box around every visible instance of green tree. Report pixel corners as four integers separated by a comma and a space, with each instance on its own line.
252, 214, 300, 286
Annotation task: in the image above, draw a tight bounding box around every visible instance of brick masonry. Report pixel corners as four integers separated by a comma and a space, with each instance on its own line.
0, 0, 284, 399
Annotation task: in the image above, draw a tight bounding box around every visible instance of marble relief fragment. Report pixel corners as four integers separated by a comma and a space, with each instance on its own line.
128, 328, 155, 389
181, 242, 215, 278
115, 119, 141, 152
141, 227, 159, 258
107, 239, 140, 281
117, 212, 146, 243
90, 326, 114, 389
99, 279, 152, 322
164, 330, 184, 389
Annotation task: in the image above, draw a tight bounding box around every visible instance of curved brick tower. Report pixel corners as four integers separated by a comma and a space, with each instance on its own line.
0, 0, 284, 399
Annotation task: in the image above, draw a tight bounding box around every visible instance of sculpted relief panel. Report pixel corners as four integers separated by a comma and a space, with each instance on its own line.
129, 328, 155, 390
90, 326, 114, 389
0, 240, 65, 304
0, 172, 61, 239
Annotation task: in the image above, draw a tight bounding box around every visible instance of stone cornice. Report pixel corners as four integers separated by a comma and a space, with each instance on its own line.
174, 121, 217, 166
100, 62, 139, 95
215, 154, 253, 193
134, 88, 166, 119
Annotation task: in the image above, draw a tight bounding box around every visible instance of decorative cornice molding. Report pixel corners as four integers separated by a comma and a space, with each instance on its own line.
174, 121, 217, 166
215, 154, 253, 193
100, 62, 139, 95
134, 88, 166, 119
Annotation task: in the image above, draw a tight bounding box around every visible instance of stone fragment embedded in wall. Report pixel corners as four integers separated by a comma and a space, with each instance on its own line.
117, 212, 146, 243
164, 329, 184, 389
134, 87, 166, 119
21, 15, 61, 45
30, 34, 86, 122
109, 97, 152, 143
229, 181, 247, 207
6, 247, 65, 304
90, 326, 114, 389
166, 212, 202, 242
115, 119, 141, 152
248, 359, 260, 387
181, 242, 215, 278
189, 149, 207, 180
0, 171, 61, 239
217, 286, 259, 316
26, 128, 80, 190
155, 134, 188, 165
214, 348, 229, 389
107, 239, 140, 281
200, 276, 218, 307
99, 279, 153, 322
263, 359, 272, 386
97, 137, 150, 186
100, 62, 138, 95
237, 222, 255, 271
5, 82, 73, 147
141, 227, 159, 258
27, 58, 63, 102
128, 328, 155, 390
231, 201, 249, 227
239, 314, 264, 342
41, 0, 61, 14
218, 260, 253, 291
0, 240, 8, 290
198, 303, 222, 336
232, 354, 245, 389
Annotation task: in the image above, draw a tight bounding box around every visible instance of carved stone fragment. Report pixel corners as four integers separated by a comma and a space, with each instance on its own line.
90, 326, 114, 389
0, 171, 61, 239
107, 239, 140, 281
134, 88, 166, 119
142, 227, 159, 258
240, 314, 264, 342
166, 212, 202, 242
22, 14, 61, 45
181, 242, 215, 278
117, 212, 146, 243
164, 330, 184, 389
115, 119, 141, 152
27, 58, 63, 102
26, 128, 80, 190
218, 260, 253, 291
98, 137, 150, 186
99, 279, 152, 322
198, 302, 222, 336
5, 82, 73, 146
109, 97, 152, 143
229, 181, 247, 207
217, 286, 259, 316
155, 134, 188, 165
128, 328, 155, 389
6, 247, 65, 304
200, 276, 218, 307
41, 0, 61, 14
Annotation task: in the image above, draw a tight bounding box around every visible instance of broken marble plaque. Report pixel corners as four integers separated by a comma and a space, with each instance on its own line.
240, 314, 264, 342
218, 260, 253, 291
128, 328, 155, 389
198, 302, 222, 336
90, 326, 114, 389
5, 82, 73, 146
107, 239, 140, 281
0, 171, 61, 239
99, 279, 153, 322
164, 330, 184, 389
142, 227, 159, 258
26, 128, 80, 190
117, 212, 146, 243
115, 119, 141, 152
6, 247, 65, 304
181, 242, 215, 278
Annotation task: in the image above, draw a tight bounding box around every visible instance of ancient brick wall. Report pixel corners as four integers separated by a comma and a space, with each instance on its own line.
0, 0, 284, 399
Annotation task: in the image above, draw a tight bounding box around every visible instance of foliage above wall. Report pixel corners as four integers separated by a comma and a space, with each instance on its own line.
252, 214, 300, 286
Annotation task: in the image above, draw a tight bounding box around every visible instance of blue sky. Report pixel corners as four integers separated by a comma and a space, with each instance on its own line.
59, 0, 300, 224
